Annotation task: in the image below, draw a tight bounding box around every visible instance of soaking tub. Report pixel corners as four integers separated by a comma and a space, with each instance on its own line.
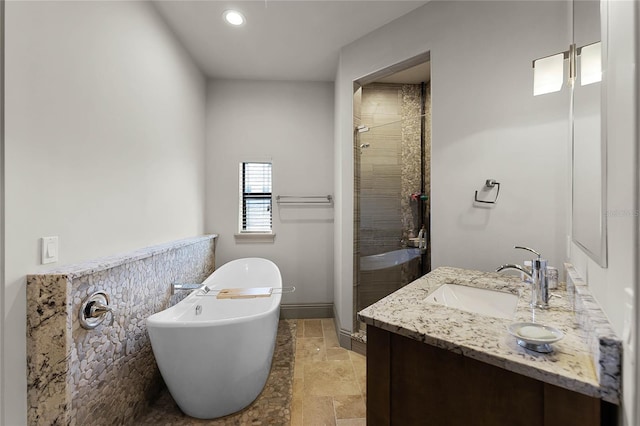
147, 257, 282, 419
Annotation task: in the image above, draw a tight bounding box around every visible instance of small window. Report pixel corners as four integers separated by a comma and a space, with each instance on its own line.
239, 162, 272, 233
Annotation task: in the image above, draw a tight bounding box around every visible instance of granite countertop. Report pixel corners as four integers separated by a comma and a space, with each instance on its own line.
34, 235, 218, 279
358, 266, 621, 404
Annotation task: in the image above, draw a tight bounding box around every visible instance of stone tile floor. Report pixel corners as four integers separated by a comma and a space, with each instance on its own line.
291, 319, 366, 426
137, 318, 366, 425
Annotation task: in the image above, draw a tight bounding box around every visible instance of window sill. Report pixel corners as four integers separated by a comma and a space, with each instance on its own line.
234, 232, 276, 243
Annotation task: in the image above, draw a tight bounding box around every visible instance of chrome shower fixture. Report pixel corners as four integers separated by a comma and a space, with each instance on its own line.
356, 125, 370, 133
360, 143, 370, 149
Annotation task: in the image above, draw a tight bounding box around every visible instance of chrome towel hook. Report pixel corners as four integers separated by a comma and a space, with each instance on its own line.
474, 179, 501, 204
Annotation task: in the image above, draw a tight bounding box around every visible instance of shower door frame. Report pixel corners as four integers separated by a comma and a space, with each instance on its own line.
351, 52, 432, 334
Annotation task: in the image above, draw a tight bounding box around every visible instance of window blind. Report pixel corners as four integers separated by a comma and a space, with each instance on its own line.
241, 162, 272, 232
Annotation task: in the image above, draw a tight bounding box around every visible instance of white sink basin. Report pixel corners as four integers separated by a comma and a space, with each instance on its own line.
424, 284, 518, 319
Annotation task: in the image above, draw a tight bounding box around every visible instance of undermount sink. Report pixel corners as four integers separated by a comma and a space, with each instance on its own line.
424, 284, 518, 319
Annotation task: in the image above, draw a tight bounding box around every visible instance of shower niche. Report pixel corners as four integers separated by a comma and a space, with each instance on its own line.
353, 56, 431, 347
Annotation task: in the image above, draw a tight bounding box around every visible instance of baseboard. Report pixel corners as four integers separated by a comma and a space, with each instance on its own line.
279, 303, 333, 319
339, 330, 353, 350
351, 339, 367, 356
333, 304, 353, 350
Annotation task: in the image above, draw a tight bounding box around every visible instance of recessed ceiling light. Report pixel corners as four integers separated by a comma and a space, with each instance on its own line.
223, 10, 245, 26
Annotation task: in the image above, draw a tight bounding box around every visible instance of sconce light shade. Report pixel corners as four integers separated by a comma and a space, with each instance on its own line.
580, 42, 602, 86
533, 53, 565, 96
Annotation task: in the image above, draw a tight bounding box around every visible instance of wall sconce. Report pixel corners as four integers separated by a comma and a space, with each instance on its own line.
532, 41, 601, 96
578, 42, 602, 86
533, 52, 566, 96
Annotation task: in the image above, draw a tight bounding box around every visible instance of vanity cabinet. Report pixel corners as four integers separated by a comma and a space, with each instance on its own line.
367, 325, 614, 426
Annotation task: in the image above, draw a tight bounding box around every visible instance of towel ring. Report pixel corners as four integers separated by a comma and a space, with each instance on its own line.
474, 179, 501, 204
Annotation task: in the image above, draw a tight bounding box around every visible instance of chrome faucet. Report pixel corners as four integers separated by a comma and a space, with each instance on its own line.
496, 263, 532, 279
171, 283, 204, 295
496, 246, 549, 309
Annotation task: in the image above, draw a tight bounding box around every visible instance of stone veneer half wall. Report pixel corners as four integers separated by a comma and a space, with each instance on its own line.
26, 235, 218, 425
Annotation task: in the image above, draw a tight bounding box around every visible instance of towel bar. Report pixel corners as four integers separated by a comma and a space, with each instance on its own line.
276, 195, 332, 204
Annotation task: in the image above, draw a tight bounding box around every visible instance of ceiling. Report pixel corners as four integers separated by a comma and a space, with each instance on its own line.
374, 61, 431, 84
153, 1, 429, 82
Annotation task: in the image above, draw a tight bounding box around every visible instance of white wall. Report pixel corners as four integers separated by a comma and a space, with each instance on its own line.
205, 80, 334, 306
569, 1, 639, 424
0, 1, 5, 422
3, 1, 206, 424
335, 1, 571, 335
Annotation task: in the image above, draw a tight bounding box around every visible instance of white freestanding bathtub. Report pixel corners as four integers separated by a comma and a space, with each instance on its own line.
147, 258, 282, 419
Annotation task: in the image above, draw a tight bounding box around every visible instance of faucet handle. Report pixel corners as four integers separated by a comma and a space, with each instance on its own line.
514, 246, 541, 258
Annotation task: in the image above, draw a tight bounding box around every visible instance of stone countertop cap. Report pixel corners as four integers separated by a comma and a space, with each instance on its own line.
358, 266, 621, 404
28, 234, 218, 280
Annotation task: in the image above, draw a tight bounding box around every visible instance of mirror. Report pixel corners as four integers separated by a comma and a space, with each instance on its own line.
572, 0, 607, 267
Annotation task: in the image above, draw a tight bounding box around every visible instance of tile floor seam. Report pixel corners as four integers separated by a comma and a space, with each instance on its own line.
294, 318, 366, 426
332, 397, 342, 422
351, 357, 365, 398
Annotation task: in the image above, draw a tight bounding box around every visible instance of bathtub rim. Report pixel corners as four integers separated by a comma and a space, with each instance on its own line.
146, 293, 281, 328
147, 257, 282, 328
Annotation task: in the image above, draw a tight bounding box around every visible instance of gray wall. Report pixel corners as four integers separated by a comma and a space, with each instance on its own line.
334, 0, 570, 338
335, 1, 638, 423
205, 80, 335, 308
569, 1, 639, 424
4, 2, 207, 424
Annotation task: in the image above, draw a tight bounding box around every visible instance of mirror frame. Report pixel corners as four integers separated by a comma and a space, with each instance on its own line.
571, 0, 608, 268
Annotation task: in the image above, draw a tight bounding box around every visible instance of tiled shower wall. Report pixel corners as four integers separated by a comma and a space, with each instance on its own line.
26, 235, 217, 425
423, 82, 432, 270
359, 83, 425, 256
355, 83, 428, 312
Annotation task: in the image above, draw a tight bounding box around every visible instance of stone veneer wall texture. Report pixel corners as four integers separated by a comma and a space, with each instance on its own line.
400, 83, 423, 240
26, 235, 217, 425
399, 84, 425, 285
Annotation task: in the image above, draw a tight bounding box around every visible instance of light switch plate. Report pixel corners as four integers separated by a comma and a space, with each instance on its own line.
41, 236, 59, 264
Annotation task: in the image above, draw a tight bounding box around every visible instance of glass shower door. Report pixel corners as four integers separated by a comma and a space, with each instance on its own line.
356, 117, 424, 313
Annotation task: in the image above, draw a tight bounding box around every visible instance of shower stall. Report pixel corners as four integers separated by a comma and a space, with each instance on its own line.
353, 78, 431, 345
